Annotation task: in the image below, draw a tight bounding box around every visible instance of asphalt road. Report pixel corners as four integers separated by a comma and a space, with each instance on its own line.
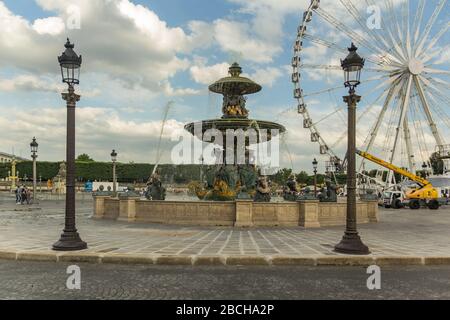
0, 260, 449, 300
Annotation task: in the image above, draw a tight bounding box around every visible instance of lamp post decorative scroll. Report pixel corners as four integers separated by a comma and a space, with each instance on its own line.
334, 43, 370, 255
53, 39, 87, 251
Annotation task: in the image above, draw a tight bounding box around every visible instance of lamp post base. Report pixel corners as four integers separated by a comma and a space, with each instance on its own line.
334, 233, 370, 255
52, 231, 87, 251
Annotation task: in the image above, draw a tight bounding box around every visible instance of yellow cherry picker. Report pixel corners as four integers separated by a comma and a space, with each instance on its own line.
356, 150, 442, 210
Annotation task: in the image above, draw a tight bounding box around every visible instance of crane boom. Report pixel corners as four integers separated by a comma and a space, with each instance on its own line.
356, 149, 431, 187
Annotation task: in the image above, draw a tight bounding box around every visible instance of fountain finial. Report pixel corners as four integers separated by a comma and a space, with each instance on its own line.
229, 62, 242, 77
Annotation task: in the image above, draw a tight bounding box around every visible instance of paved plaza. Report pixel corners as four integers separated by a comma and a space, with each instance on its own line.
0, 194, 450, 265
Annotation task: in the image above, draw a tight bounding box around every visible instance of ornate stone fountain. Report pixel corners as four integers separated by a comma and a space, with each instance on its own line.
185, 63, 286, 201
94, 63, 379, 227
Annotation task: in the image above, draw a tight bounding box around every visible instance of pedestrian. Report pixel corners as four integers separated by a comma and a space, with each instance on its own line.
26, 188, 32, 205
21, 186, 27, 205
15, 186, 20, 204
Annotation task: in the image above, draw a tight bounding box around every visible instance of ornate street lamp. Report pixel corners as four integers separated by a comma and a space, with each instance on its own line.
111, 149, 118, 197
30, 137, 38, 201
53, 39, 87, 251
312, 158, 318, 196
334, 43, 369, 255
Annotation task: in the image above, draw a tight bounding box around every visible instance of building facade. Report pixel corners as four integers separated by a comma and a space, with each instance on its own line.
0, 152, 28, 163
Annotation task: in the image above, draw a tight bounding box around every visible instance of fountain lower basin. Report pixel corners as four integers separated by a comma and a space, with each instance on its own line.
93, 195, 379, 228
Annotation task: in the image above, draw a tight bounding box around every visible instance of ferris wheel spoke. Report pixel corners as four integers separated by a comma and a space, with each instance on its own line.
302, 34, 347, 54
300, 64, 393, 74
414, 0, 448, 57
423, 67, 450, 76
314, 7, 385, 57
384, 0, 407, 59
403, 0, 412, 59
424, 76, 450, 90
339, 0, 392, 53
418, 22, 450, 61
312, 106, 346, 127
412, 0, 426, 47
387, 29, 408, 63
363, 0, 404, 65
422, 47, 450, 65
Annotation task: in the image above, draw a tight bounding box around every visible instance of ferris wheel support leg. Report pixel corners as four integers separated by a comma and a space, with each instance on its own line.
359, 85, 396, 172
403, 115, 416, 173
414, 76, 445, 148
387, 75, 413, 186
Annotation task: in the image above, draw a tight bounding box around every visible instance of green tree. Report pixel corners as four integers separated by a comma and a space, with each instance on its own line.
295, 171, 309, 184
272, 168, 293, 185
76, 154, 94, 162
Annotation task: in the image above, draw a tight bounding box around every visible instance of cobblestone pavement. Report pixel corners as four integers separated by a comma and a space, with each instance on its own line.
0, 259, 449, 299
0, 195, 450, 260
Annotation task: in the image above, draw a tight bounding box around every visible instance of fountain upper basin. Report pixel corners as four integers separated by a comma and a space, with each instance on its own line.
184, 118, 286, 142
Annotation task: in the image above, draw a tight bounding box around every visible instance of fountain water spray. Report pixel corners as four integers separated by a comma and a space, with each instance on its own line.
152, 101, 174, 176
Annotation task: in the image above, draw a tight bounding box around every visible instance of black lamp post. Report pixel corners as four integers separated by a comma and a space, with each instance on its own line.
312, 158, 318, 196
30, 137, 38, 201
111, 149, 118, 197
53, 39, 87, 251
334, 43, 370, 255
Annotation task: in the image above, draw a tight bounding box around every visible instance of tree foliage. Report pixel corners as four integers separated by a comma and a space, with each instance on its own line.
76, 154, 94, 162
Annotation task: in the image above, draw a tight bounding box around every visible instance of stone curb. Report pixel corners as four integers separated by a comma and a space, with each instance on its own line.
1, 250, 450, 266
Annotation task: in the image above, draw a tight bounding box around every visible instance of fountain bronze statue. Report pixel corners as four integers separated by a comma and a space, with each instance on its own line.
145, 170, 166, 200
185, 63, 286, 201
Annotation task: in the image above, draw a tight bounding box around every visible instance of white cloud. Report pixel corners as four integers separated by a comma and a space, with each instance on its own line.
32, 17, 65, 35
248, 67, 283, 88
190, 63, 230, 85
213, 19, 282, 63
0, 105, 186, 163
0, 0, 207, 96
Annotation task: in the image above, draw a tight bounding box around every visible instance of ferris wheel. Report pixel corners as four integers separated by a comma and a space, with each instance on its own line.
288, 0, 449, 183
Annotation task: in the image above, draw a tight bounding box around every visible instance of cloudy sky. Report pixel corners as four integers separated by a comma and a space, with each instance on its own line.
0, 0, 448, 173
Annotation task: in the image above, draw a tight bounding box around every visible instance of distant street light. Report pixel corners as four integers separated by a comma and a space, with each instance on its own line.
30, 137, 38, 201
312, 158, 318, 196
111, 149, 118, 197
53, 39, 87, 251
334, 43, 370, 255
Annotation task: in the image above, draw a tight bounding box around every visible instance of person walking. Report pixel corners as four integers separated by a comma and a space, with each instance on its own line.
15, 186, 20, 204
20, 186, 27, 205
26, 188, 32, 205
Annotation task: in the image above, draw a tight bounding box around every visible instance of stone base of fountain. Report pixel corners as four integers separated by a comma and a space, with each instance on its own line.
93, 196, 378, 228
